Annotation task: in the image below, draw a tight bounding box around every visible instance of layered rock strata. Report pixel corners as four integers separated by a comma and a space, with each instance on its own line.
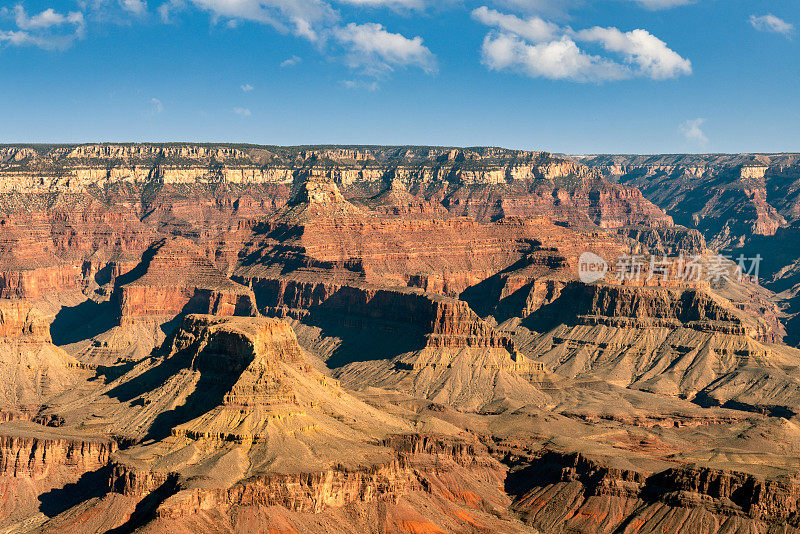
115, 237, 257, 324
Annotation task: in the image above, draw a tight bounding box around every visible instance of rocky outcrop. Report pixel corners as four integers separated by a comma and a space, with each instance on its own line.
510, 449, 800, 532
0, 300, 53, 342
101, 314, 411, 492
0, 425, 115, 479
0, 236, 81, 299
0, 300, 86, 412
90, 315, 519, 531
246, 279, 514, 351
115, 237, 257, 323
577, 153, 799, 248
620, 225, 707, 255
112, 460, 419, 513
571, 284, 741, 324
0, 198, 153, 298
0, 423, 117, 531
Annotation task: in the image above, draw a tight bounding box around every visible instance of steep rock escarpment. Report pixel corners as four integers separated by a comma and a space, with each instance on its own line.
510, 449, 800, 533
0, 301, 89, 419
506, 283, 800, 407
0, 144, 672, 231
0, 200, 154, 299
114, 237, 257, 324
0, 300, 54, 342
0, 422, 117, 529
576, 153, 800, 249
236, 176, 625, 298
248, 280, 514, 351
0, 423, 115, 479
619, 225, 707, 256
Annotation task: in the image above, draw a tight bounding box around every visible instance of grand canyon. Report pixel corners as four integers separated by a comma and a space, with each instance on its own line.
2, 143, 800, 533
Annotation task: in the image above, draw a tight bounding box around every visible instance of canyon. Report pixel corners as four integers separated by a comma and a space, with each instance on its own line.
1, 143, 800, 533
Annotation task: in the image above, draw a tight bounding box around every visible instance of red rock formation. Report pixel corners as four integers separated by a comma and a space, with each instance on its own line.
511, 450, 800, 532
0, 144, 797, 534
579, 153, 797, 248
245, 279, 513, 350
0, 216, 81, 298
0, 300, 54, 342
0, 427, 115, 479
115, 237, 257, 323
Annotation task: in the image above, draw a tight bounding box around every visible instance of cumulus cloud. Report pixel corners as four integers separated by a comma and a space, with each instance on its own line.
280, 55, 302, 67
481, 32, 627, 81
680, 118, 707, 145
0, 5, 86, 50
750, 14, 794, 37
158, 1, 438, 79
120, 0, 148, 16
241, 83, 254, 91
473, 6, 691, 82
575, 26, 692, 80
0, 0, 433, 82
234, 106, 252, 116
334, 22, 437, 76
473, 6, 558, 42
13, 6, 82, 30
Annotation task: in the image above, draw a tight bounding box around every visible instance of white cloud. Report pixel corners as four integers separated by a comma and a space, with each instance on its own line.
482, 32, 628, 81
234, 106, 252, 116
13, 6, 83, 30
633, 0, 693, 9
473, 7, 558, 42
334, 22, 437, 76
147, 1, 437, 80
750, 14, 794, 37
336, 0, 424, 9
0, 5, 86, 50
280, 55, 302, 67
490, 0, 692, 17
680, 118, 707, 145
0, 30, 55, 48
121, 0, 149, 16
158, 0, 185, 22
342, 79, 380, 91
575, 26, 692, 80
150, 97, 164, 113
241, 83, 254, 91
474, 7, 691, 82
187, 0, 337, 41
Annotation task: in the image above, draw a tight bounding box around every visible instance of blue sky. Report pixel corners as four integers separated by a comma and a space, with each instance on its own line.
0, 0, 797, 153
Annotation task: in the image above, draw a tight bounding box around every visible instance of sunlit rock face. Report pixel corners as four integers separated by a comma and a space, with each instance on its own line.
2, 145, 800, 533
114, 237, 257, 324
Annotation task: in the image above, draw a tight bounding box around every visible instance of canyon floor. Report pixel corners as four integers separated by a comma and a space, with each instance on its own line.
2, 144, 800, 533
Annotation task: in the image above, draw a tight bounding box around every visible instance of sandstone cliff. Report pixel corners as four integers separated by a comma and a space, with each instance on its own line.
115, 237, 257, 324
